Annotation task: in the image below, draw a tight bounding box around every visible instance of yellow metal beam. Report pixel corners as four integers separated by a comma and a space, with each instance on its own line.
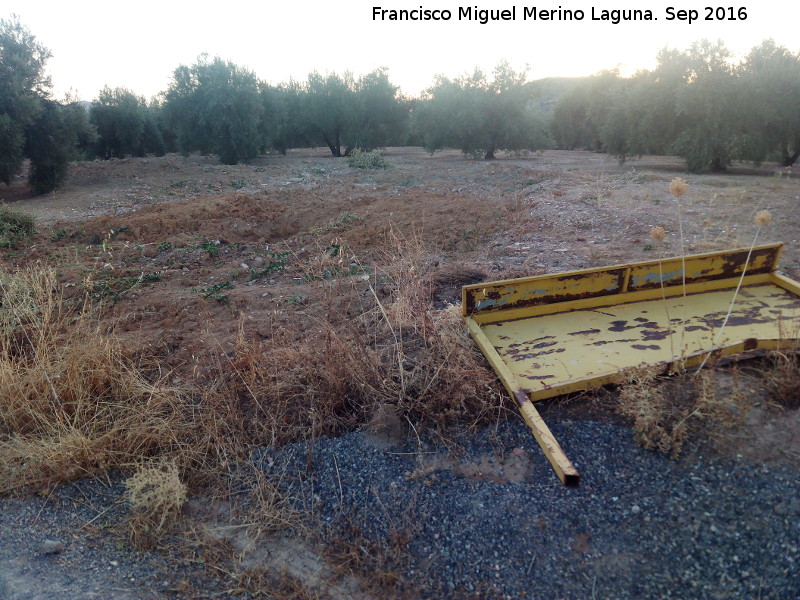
466, 318, 580, 486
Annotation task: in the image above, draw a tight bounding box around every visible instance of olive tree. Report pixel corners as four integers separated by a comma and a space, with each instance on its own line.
300, 68, 406, 157
91, 87, 160, 159
1, 16, 89, 193
0, 15, 50, 185
164, 56, 263, 164
415, 62, 549, 160
738, 40, 800, 166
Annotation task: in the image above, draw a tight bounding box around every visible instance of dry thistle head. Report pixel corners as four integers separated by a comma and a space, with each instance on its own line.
669, 177, 689, 198
754, 210, 772, 227
650, 226, 666, 243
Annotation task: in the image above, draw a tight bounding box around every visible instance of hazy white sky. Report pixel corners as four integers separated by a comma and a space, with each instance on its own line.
5, 1, 797, 101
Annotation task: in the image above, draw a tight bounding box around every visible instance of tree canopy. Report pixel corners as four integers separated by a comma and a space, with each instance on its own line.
415, 62, 550, 159
164, 56, 263, 165
91, 87, 164, 159
550, 39, 800, 172
301, 69, 407, 157
0, 15, 51, 187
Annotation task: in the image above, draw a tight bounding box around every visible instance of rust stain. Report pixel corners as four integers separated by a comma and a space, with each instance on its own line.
569, 328, 602, 336
700, 309, 772, 328
609, 319, 662, 332
513, 390, 531, 406
530, 340, 558, 350
592, 338, 639, 346
641, 330, 671, 341
508, 348, 566, 361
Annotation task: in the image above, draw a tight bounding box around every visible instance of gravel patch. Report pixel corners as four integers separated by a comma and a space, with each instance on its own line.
0, 478, 211, 599
2, 417, 798, 599
253, 418, 800, 599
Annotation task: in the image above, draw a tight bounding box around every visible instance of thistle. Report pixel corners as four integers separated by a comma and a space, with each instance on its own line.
650, 225, 674, 363
667, 178, 689, 370
697, 209, 773, 373
755, 209, 772, 227
669, 177, 689, 198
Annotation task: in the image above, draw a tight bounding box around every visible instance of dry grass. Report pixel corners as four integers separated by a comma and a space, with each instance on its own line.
763, 351, 800, 409
0, 267, 195, 493
212, 233, 506, 449
232, 568, 325, 599
327, 516, 418, 598
616, 365, 747, 458
0, 265, 293, 548
125, 460, 187, 546
0, 232, 505, 557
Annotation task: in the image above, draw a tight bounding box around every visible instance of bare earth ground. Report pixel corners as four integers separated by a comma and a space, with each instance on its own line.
5, 148, 800, 372
1, 148, 799, 598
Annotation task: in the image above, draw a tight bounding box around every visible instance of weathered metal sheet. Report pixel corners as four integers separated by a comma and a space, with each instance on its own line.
463, 244, 800, 486
480, 282, 800, 401
463, 243, 783, 317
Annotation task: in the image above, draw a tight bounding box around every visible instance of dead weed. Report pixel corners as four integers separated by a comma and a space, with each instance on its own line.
0, 267, 194, 493
763, 350, 800, 409
616, 365, 747, 457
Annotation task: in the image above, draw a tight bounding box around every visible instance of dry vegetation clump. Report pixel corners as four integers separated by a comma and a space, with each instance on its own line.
0, 265, 317, 547
616, 365, 747, 458
0, 218, 505, 557
763, 350, 800, 408
232, 568, 324, 600
326, 513, 418, 598
0, 267, 201, 494
211, 235, 506, 448
124, 460, 187, 546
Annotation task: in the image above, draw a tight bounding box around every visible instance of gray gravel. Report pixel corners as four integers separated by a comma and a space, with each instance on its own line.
253, 418, 800, 599
2, 417, 798, 599
0, 478, 212, 599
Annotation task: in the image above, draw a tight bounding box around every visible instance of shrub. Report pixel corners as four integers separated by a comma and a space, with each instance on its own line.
0, 206, 35, 247
347, 148, 391, 170
616, 365, 746, 457
763, 351, 800, 408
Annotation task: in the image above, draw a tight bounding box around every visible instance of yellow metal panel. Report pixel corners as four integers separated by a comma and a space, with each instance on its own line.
463, 244, 799, 485
472, 273, 772, 325
479, 284, 800, 401
463, 244, 783, 317
626, 245, 781, 291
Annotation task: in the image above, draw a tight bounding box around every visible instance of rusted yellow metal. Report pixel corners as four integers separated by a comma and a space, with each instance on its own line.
463, 244, 800, 486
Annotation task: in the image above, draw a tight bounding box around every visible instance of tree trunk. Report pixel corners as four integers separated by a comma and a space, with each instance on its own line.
484, 139, 497, 160
709, 157, 726, 172
782, 147, 799, 167
322, 133, 341, 157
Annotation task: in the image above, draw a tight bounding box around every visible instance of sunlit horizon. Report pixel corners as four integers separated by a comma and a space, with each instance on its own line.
4, 1, 796, 102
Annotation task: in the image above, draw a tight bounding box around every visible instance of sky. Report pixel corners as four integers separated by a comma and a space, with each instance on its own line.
4, 1, 798, 101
